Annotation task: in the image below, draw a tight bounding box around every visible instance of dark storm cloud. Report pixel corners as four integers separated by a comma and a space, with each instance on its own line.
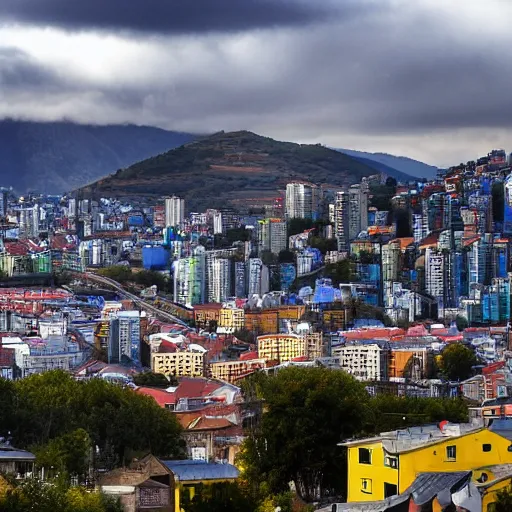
0, 0, 337, 34
0, 47, 59, 88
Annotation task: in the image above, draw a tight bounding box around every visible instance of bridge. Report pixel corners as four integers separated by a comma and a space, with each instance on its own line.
83, 272, 189, 327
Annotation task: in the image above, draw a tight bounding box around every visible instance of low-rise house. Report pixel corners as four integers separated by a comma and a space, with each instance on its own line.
0, 443, 35, 479
99, 455, 173, 512
161, 459, 239, 512
340, 418, 512, 504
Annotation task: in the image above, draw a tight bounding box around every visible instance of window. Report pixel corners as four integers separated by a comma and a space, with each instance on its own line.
483, 443, 492, 452
384, 483, 398, 498
446, 445, 457, 461
384, 456, 398, 469
358, 448, 371, 464
361, 478, 372, 494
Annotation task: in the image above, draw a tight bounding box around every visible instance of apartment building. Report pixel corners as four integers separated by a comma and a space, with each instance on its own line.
257, 334, 307, 363
152, 348, 207, 378
333, 340, 389, 381
164, 196, 185, 228
210, 358, 266, 384
258, 218, 287, 255
285, 182, 318, 220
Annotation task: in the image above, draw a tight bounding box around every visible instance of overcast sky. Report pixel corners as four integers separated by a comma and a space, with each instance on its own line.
1, 0, 511, 167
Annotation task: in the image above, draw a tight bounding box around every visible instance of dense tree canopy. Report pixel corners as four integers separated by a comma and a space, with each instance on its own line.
0, 371, 184, 481
240, 367, 469, 503
440, 344, 478, 381
133, 371, 178, 388
240, 367, 369, 501
0, 478, 123, 512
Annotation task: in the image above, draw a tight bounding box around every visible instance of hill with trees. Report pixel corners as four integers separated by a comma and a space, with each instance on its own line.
78, 130, 414, 212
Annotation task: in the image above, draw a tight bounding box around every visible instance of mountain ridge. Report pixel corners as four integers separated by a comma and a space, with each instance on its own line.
79, 130, 416, 211
337, 148, 438, 179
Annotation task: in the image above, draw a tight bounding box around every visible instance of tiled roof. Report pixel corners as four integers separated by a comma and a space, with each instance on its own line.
136, 387, 176, 408
175, 378, 222, 401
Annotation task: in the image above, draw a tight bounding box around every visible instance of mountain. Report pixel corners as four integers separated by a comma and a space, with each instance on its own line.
0, 120, 198, 194
337, 148, 438, 180
80, 130, 415, 212
347, 156, 414, 182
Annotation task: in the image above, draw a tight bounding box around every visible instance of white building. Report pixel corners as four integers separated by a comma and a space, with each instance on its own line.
348, 181, 369, 239
334, 191, 349, 252
206, 255, 232, 303
258, 218, 287, 255
332, 341, 389, 381
285, 182, 318, 220
165, 196, 185, 228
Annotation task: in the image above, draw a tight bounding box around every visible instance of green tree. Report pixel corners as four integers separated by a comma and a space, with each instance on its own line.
97, 265, 132, 283
492, 485, 512, 512
0, 479, 123, 512
287, 218, 314, 237
323, 259, 353, 286
32, 428, 91, 481
133, 371, 178, 388
182, 482, 257, 512
440, 344, 478, 381
278, 249, 295, 263
240, 367, 369, 501
5, 371, 184, 473
364, 395, 468, 434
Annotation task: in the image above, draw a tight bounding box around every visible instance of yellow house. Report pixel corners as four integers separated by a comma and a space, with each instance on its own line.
162, 459, 240, 512
341, 419, 512, 503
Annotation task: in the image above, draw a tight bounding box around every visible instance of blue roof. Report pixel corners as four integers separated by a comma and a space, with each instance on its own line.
0, 447, 36, 461
162, 460, 239, 482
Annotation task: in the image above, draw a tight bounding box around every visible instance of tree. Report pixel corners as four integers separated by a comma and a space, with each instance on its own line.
492, 485, 512, 512
239, 367, 369, 501
440, 344, 478, 381
363, 395, 468, 435
455, 315, 468, 331
323, 259, 353, 286
278, 249, 295, 264
97, 265, 132, 283
133, 371, 178, 388
0, 478, 123, 512
287, 218, 314, 237
181, 482, 257, 512
5, 371, 184, 473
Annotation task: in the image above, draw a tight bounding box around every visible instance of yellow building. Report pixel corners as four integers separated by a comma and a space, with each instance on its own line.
218, 308, 244, 333
209, 358, 266, 384
152, 349, 207, 378
257, 334, 306, 363
164, 459, 240, 512
341, 419, 512, 503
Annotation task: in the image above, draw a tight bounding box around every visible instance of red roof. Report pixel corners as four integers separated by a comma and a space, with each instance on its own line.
175, 377, 222, 401
240, 350, 259, 361
482, 361, 506, 376
135, 387, 176, 408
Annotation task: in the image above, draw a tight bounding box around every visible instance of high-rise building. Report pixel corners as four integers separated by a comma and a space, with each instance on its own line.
258, 218, 287, 255
348, 181, 369, 239
108, 311, 142, 364
247, 258, 269, 296
425, 247, 445, 313
206, 254, 232, 303
164, 196, 185, 228
285, 182, 318, 220
334, 191, 350, 252
174, 246, 206, 307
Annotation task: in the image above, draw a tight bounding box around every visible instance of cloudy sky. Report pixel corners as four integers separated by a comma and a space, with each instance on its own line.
0, 0, 511, 166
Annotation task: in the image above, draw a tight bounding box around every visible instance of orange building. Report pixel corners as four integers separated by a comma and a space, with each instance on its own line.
193, 304, 222, 330
244, 306, 306, 335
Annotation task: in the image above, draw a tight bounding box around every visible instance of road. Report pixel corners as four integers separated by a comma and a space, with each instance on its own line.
84, 272, 189, 327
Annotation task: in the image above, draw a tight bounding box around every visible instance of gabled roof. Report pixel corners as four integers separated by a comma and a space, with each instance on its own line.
402, 471, 471, 506
162, 460, 239, 482
135, 387, 176, 408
